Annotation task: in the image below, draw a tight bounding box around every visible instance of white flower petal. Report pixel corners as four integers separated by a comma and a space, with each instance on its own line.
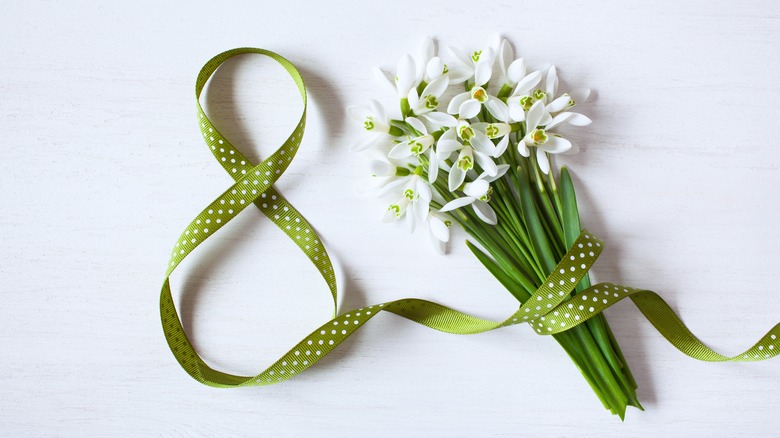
440, 196, 476, 212
507, 58, 526, 85
447, 66, 473, 84
474, 151, 498, 176
547, 112, 592, 129
370, 100, 387, 122
405, 203, 416, 232
481, 47, 496, 66
448, 166, 467, 192
513, 71, 542, 96
447, 46, 473, 70
350, 134, 381, 152
518, 141, 531, 157
406, 117, 427, 135
493, 135, 509, 158
422, 75, 449, 98
464, 179, 489, 198
569, 88, 591, 104
377, 178, 409, 197
369, 158, 395, 176
414, 199, 429, 225
498, 39, 513, 79
420, 112, 458, 128
429, 215, 450, 242
373, 67, 397, 94
470, 131, 496, 155
540, 111, 553, 126
472, 201, 497, 225
508, 100, 525, 122
437, 138, 462, 159
546, 94, 571, 113
447, 92, 471, 114
347, 106, 372, 123
426, 57, 446, 80
485, 97, 509, 122
565, 112, 592, 126
428, 149, 439, 184
396, 55, 417, 97
483, 164, 510, 182
562, 141, 580, 156
417, 177, 432, 202
388, 140, 413, 159
540, 135, 572, 154
536, 148, 551, 174
474, 59, 493, 86
545, 65, 558, 99
526, 100, 545, 131
407, 87, 420, 111
458, 99, 481, 119
417, 36, 435, 81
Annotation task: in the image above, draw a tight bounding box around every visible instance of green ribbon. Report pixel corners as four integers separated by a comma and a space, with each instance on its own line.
160, 48, 779, 388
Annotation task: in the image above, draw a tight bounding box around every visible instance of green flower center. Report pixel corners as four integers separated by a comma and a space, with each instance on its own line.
459, 125, 475, 141
533, 89, 547, 100
471, 87, 488, 103
530, 128, 548, 145
471, 50, 482, 62
485, 124, 499, 137
520, 95, 535, 111
442, 64, 449, 74
457, 155, 474, 171
479, 186, 493, 202
404, 189, 415, 200
410, 140, 425, 155
424, 95, 438, 109
364, 117, 375, 131
443, 219, 453, 228
388, 204, 401, 217
568, 99, 576, 107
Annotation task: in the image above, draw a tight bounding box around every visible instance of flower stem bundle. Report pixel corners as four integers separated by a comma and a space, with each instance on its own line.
350, 37, 641, 417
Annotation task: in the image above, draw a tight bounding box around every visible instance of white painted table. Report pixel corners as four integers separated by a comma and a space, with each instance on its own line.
1, 1, 778, 436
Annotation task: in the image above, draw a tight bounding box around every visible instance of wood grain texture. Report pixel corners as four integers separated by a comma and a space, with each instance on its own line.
1, 0, 778, 436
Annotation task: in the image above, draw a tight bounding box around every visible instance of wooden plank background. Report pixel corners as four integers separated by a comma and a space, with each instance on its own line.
1, 1, 778, 435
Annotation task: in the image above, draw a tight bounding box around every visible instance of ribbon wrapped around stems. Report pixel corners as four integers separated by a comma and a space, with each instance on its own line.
160, 48, 779, 389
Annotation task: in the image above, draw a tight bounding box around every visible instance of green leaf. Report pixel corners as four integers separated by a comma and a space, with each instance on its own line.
515, 166, 557, 276
466, 241, 532, 303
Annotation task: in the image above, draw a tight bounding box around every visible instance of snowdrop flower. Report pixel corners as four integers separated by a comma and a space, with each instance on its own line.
428, 211, 452, 243
415, 37, 448, 83
520, 100, 572, 174
538, 66, 591, 115
438, 166, 509, 225
505, 68, 544, 122
407, 75, 458, 130
364, 149, 413, 183
395, 55, 420, 100
382, 173, 432, 231
437, 122, 499, 191
388, 117, 435, 159
347, 100, 398, 151
496, 39, 543, 93
427, 210, 453, 253
445, 45, 495, 85
471, 122, 512, 158
446, 57, 507, 121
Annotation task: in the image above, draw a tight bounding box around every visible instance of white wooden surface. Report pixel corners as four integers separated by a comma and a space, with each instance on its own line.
1, 1, 779, 436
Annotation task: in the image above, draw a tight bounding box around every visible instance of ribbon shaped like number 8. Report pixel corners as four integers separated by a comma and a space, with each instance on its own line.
160, 48, 780, 388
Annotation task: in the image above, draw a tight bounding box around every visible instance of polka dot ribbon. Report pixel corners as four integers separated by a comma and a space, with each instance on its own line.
160, 48, 779, 388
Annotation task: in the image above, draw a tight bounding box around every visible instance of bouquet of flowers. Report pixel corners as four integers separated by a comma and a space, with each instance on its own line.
349, 37, 641, 418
